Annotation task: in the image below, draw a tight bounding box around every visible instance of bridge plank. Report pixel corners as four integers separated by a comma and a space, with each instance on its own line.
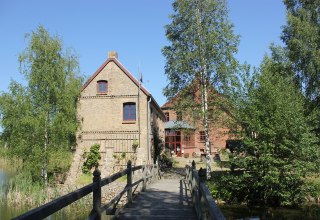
115, 178, 197, 220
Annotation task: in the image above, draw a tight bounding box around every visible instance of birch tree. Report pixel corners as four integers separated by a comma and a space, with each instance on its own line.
162, 0, 239, 179
0, 26, 82, 184
282, 0, 320, 140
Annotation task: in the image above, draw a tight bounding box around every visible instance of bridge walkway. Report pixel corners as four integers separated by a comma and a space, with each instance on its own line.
115, 178, 197, 220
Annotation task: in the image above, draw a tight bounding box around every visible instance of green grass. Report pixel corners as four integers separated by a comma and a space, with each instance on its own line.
118, 174, 127, 182
76, 173, 92, 186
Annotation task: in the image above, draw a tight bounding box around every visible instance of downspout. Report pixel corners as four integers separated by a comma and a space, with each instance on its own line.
147, 97, 152, 162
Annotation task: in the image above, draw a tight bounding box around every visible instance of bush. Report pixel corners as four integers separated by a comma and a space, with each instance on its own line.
160, 154, 173, 168
184, 153, 189, 158
82, 144, 101, 174
48, 149, 73, 183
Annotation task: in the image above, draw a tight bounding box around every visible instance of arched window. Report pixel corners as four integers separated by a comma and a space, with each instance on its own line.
97, 80, 108, 93
123, 102, 136, 121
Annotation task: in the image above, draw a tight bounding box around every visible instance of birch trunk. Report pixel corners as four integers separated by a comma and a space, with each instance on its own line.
43, 118, 48, 186
196, 0, 211, 179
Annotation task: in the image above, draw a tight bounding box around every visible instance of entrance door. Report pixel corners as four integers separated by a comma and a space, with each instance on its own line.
165, 129, 182, 157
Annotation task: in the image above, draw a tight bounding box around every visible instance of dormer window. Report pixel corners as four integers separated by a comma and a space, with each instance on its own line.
97, 80, 108, 93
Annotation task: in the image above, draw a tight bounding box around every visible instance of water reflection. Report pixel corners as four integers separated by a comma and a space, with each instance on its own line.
0, 169, 16, 220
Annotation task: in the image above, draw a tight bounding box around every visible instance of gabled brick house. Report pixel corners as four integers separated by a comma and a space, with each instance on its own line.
75, 51, 164, 176
161, 80, 231, 157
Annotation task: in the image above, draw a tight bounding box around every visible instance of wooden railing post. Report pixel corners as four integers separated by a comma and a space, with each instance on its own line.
142, 164, 147, 191
127, 160, 132, 203
93, 168, 101, 220
191, 160, 196, 193
198, 167, 207, 219
192, 160, 196, 170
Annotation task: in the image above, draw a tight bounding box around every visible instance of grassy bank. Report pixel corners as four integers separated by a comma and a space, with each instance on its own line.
1, 172, 92, 219
0, 157, 92, 219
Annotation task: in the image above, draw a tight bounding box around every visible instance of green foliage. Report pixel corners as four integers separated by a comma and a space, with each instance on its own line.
112, 152, 126, 162
163, 0, 240, 179
152, 127, 163, 164
163, 0, 240, 124
0, 26, 82, 184
132, 139, 139, 152
162, 0, 239, 126
2, 171, 53, 208
47, 149, 73, 183
218, 55, 319, 207
1, 170, 92, 219
281, 0, 320, 143
82, 144, 101, 174
163, 0, 239, 98
282, 0, 320, 99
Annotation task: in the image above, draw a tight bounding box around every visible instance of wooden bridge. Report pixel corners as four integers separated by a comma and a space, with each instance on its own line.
13, 161, 225, 220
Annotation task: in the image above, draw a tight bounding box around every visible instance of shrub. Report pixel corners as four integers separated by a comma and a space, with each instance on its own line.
82, 144, 101, 174
132, 139, 139, 152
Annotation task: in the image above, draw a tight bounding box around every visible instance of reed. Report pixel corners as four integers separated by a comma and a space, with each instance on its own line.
0, 165, 91, 219
0, 157, 22, 172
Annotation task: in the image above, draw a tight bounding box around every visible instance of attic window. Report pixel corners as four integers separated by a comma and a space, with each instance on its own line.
164, 112, 169, 122
97, 80, 108, 93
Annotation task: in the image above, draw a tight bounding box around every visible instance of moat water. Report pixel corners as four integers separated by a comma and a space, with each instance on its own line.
0, 168, 18, 220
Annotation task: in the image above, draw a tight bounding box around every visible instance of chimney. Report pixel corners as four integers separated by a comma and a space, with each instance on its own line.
108, 51, 118, 59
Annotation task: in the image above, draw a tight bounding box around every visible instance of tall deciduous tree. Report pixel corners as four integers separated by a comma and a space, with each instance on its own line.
282, 0, 320, 138
219, 51, 319, 206
162, 0, 239, 179
0, 26, 82, 184
282, 0, 320, 99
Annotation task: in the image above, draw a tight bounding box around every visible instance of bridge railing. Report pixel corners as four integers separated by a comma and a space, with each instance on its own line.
13, 160, 160, 220
185, 161, 226, 220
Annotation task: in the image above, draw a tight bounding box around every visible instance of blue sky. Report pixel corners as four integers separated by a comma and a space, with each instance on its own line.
0, 0, 286, 106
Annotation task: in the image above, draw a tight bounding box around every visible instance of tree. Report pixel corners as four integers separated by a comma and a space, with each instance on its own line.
219, 53, 319, 206
282, 0, 320, 99
162, 0, 239, 179
282, 0, 320, 138
0, 26, 82, 185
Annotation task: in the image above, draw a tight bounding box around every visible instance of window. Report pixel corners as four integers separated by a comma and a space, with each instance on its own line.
184, 134, 191, 142
183, 131, 195, 148
165, 112, 169, 122
123, 102, 136, 121
165, 129, 182, 156
199, 131, 205, 142
97, 80, 108, 93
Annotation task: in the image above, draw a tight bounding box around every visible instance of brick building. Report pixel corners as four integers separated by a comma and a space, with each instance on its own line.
161, 80, 231, 157
74, 51, 164, 177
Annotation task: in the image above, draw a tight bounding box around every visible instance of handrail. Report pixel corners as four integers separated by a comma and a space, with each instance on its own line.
13, 160, 160, 220
12, 183, 95, 220
185, 160, 225, 220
